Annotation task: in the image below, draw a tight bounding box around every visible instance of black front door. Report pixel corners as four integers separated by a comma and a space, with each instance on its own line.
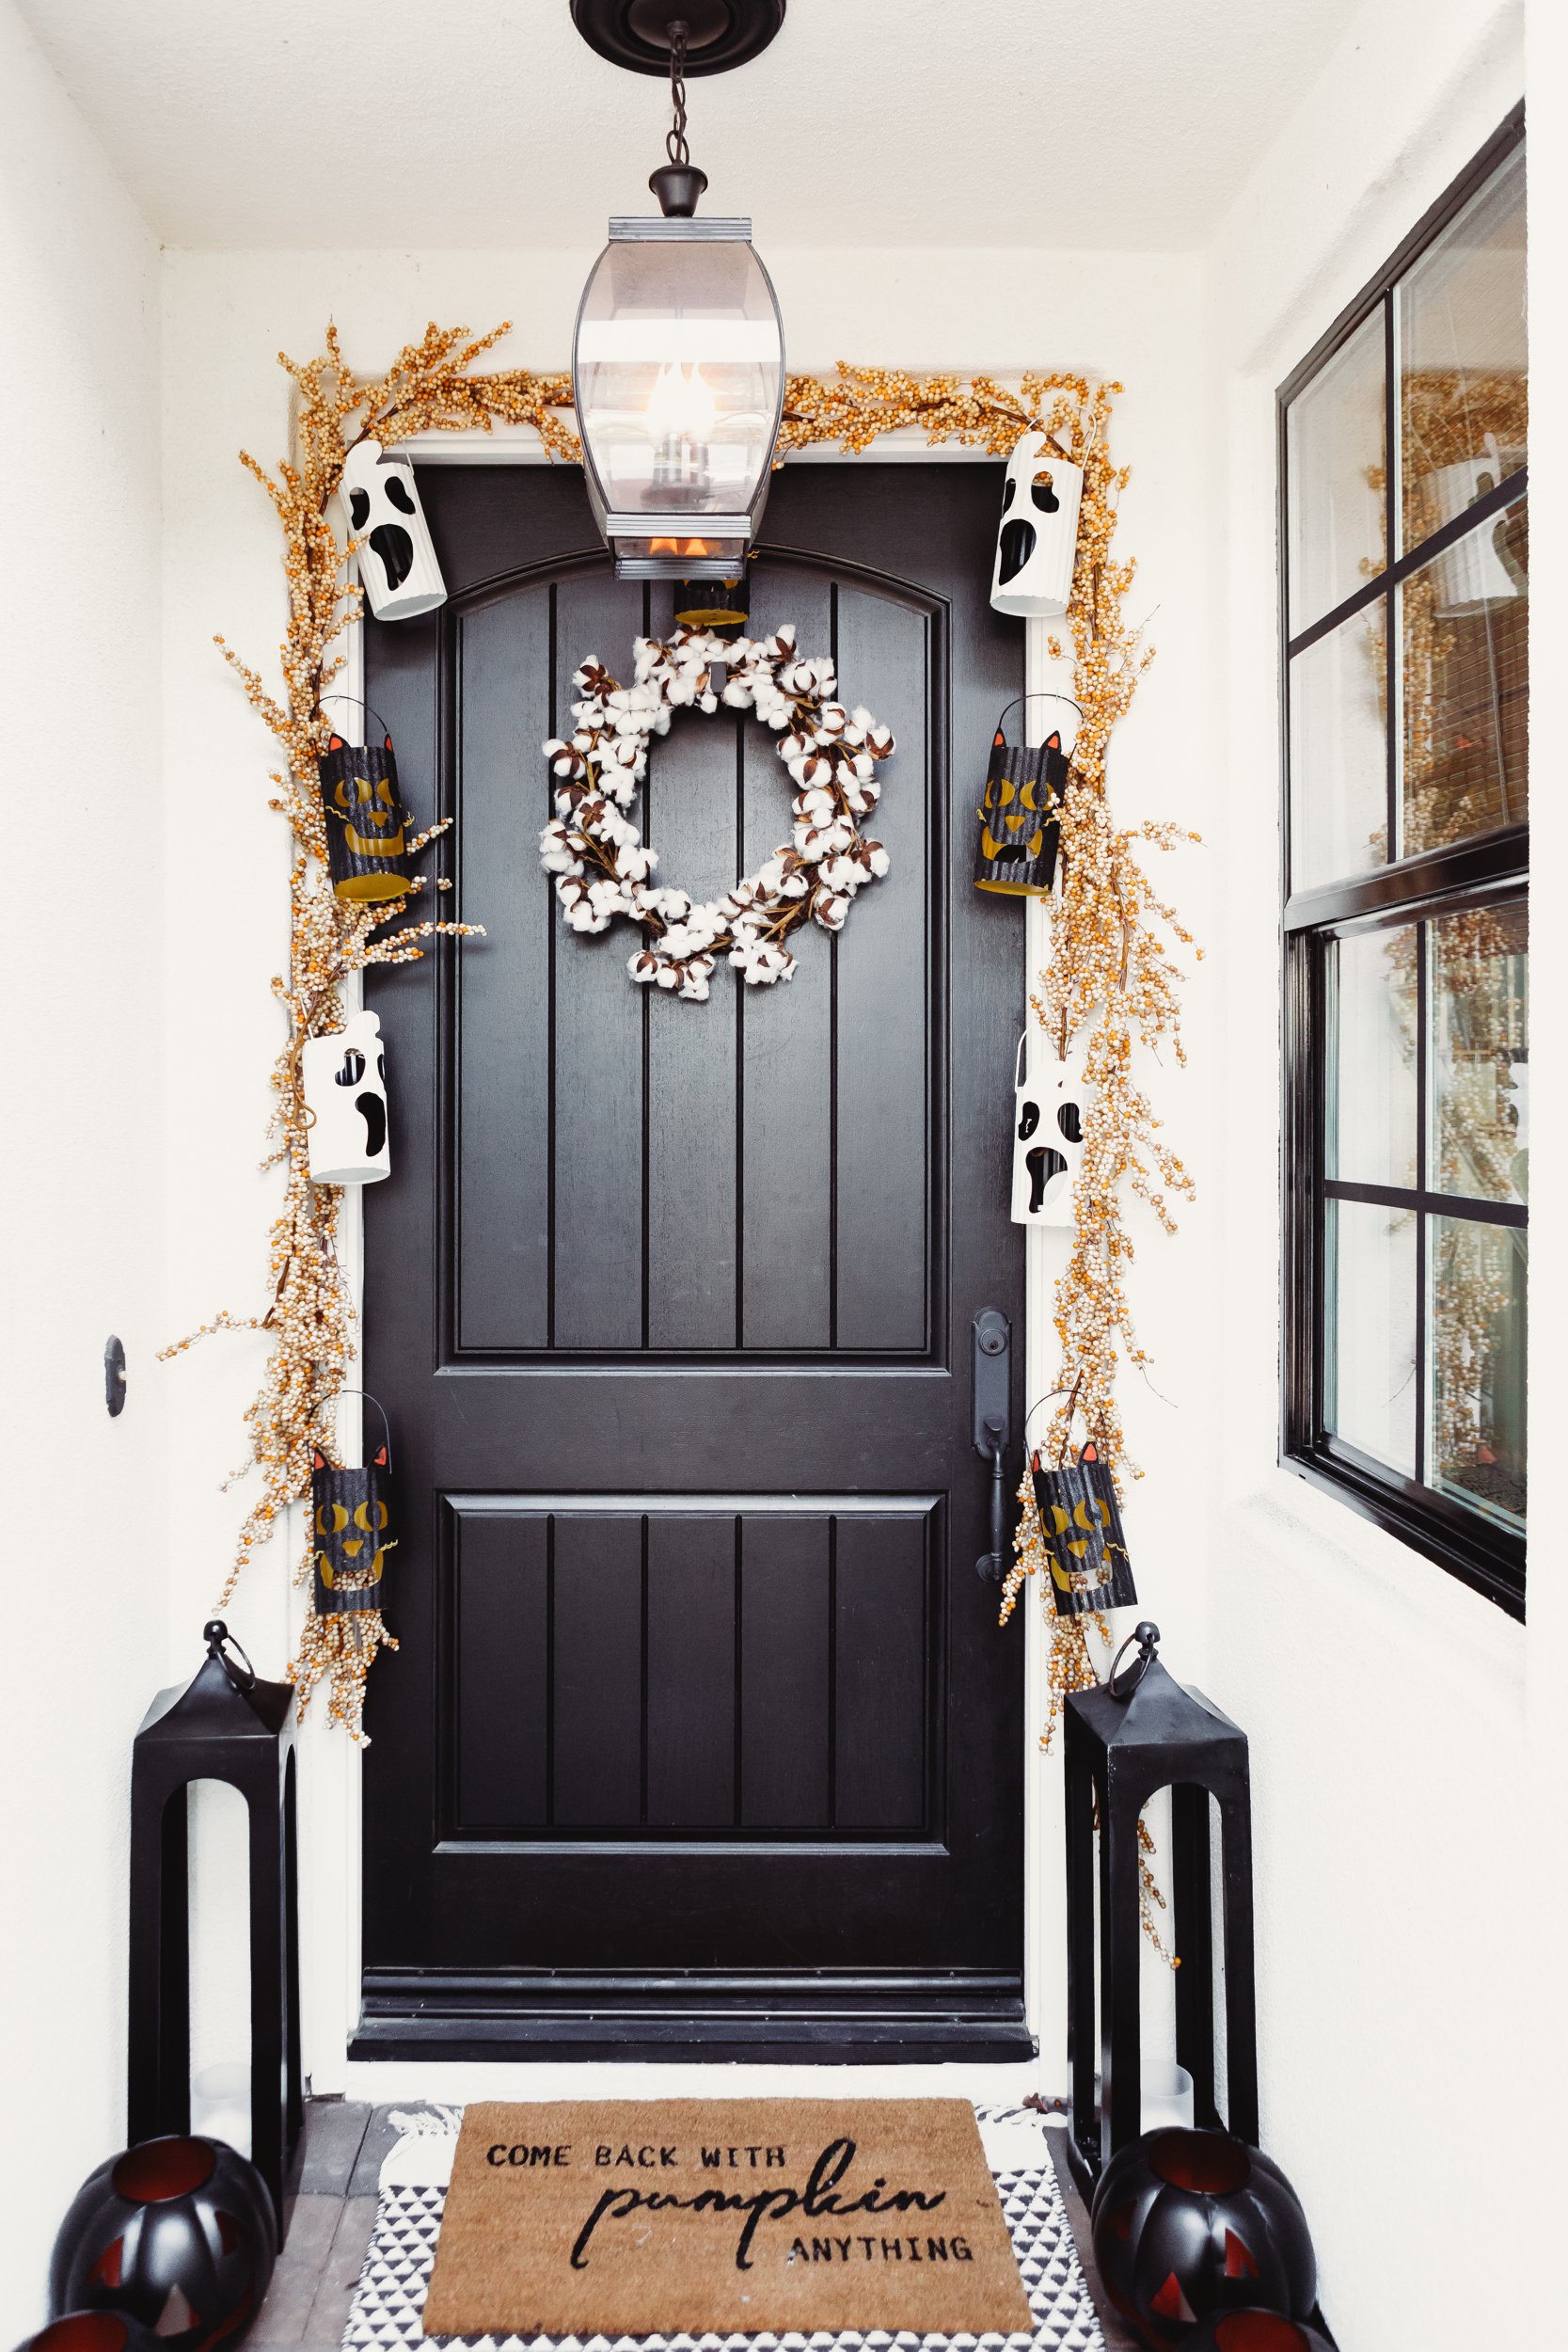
357, 460, 1028, 2060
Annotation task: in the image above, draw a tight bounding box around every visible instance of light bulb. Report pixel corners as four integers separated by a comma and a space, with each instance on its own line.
646, 359, 719, 447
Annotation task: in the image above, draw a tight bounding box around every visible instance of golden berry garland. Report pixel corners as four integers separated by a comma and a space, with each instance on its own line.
166, 327, 1190, 1751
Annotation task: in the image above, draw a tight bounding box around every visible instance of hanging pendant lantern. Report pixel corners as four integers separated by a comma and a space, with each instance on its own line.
570, 14, 786, 580
975, 692, 1078, 898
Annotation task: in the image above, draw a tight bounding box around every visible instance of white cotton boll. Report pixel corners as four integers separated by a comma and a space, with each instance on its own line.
721, 679, 752, 708
629, 951, 659, 984
797, 787, 835, 821
814, 894, 848, 932
656, 964, 680, 991
816, 702, 848, 738
779, 869, 809, 899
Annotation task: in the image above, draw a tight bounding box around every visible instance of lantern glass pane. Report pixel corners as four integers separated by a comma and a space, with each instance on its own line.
1324, 1196, 1418, 1477
1400, 498, 1528, 858
575, 237, 784, 533
1289, 600, 1388, 889
1429, 1216, 1527, 1529
1399, 146, 1527, 556
1286, 306, 1386, 631
1326, 924, 1418, 1189
1429, 899, 1528, 1205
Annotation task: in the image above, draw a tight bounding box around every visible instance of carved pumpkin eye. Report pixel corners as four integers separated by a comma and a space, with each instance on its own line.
377, 776, 396, 808
348, 488, 370, 530
315, 1502, 349, 1537
354, 1498, 389, 1534
385, 472, 417, 516
335, 1050, 367, 1088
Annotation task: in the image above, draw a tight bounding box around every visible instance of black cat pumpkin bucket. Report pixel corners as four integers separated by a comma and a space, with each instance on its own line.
316, 697, 415, 904
309, 1391, 396, 1617
974, 692, 1079, 898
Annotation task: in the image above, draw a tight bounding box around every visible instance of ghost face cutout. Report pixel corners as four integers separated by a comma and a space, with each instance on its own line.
339, 438, 447, 621
302, 1009, 390, 1185
1011, 1041, 1087, 1226
990, 431, 1085, 619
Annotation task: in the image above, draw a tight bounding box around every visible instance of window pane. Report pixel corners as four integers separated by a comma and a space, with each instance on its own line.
1430, 1217, 1526, 1528
1400, 146, 1526, 554
1287, 307, 1386, 631
1430, 900, 1528, 1203
1400, 497, 1527, 856
1325, 1197, 1417, 1474
1327, 926, 1417, 1186
1290, 601, 1387, 889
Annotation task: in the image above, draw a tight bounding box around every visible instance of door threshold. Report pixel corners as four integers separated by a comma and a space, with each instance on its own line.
351, 1969, 1035, 2067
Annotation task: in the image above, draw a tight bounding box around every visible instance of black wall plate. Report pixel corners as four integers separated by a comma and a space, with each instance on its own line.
570, 0, 786, 75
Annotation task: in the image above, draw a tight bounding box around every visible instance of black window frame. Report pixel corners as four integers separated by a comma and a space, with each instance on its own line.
1278, 104, 1528, 1620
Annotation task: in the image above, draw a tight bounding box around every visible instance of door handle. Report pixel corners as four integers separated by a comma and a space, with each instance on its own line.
972, 1308, 1012, 1582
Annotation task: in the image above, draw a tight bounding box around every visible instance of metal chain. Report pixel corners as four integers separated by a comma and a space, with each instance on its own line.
665, 19, 690, 166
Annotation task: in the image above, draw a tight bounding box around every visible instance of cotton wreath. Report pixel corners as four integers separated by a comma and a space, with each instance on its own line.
540, 625, 896, 999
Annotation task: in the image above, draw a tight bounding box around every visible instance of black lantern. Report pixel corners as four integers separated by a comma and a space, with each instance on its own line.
974, 693, 1077, 898
1065, 1624, 1259, 2193
569, 11, 786, 580
128, 1625, 302, 2231
1032, 1438, 1138, 1614
50, 2137, 277, 2351
310, 1392, 396, 1616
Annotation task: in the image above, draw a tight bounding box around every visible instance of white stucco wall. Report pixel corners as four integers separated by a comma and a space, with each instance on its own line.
1204, 1, 1555, 2344
0, 1, 166, 2336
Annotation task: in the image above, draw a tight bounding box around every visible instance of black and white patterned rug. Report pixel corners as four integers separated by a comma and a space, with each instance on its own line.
341, 2106, 1103, 2352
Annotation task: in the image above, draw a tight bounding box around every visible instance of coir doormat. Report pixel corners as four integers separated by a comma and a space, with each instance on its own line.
421, 2100, 1036, 2339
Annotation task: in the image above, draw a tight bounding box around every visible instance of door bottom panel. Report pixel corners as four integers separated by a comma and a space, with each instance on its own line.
351, 1969, 1034, 2063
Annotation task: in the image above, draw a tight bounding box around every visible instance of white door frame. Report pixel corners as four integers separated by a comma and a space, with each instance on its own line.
300, 420, 1070, 2102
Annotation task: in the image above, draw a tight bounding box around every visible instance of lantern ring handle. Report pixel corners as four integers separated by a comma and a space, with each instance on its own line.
311, 1387, 393, 1470
1023, 1374, 1100, 1465
319, 691, 395, 746
203, 1620, 257, 1693
1015, 1026, 1082, 1089
992, 691, 1083, 751
1108, 1620, 1161, 1703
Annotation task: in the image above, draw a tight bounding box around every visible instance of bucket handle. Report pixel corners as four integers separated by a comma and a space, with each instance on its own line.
310, 1387, 393, 1470
991, 691, 1083, 752
319, 691, 395, 747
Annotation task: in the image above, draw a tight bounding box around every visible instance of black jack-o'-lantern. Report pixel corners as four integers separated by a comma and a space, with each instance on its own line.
1180, 2313, 1336, 2352
974, 694, 1078, 898
50, 2137, 276, 2352
1032, 1438, 1138, 1615
22, 2311, 164, 2352
311, 1393, 397, 1616
315, 699, 414, 903
1089, 2129, 1316, 2348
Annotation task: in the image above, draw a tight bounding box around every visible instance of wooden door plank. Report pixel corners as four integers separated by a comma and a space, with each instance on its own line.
832, 1510, 929, 1832
832, 586, 932, 1351
551, 575, 648, 1349
737, 567, 835, 1348
645, 1515, 737, 1825
551, 1512, 642, 1825
738, 1514, 831, 1827
455, 1509, 550, 1828
644, 701, 741, 1348
456, 591, 554, 1349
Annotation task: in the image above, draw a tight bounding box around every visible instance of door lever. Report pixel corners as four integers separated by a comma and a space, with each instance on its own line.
972, 1309, 1012, 1582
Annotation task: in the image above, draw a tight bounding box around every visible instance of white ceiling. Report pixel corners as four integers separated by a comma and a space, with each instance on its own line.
19, 0, 1366, 251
